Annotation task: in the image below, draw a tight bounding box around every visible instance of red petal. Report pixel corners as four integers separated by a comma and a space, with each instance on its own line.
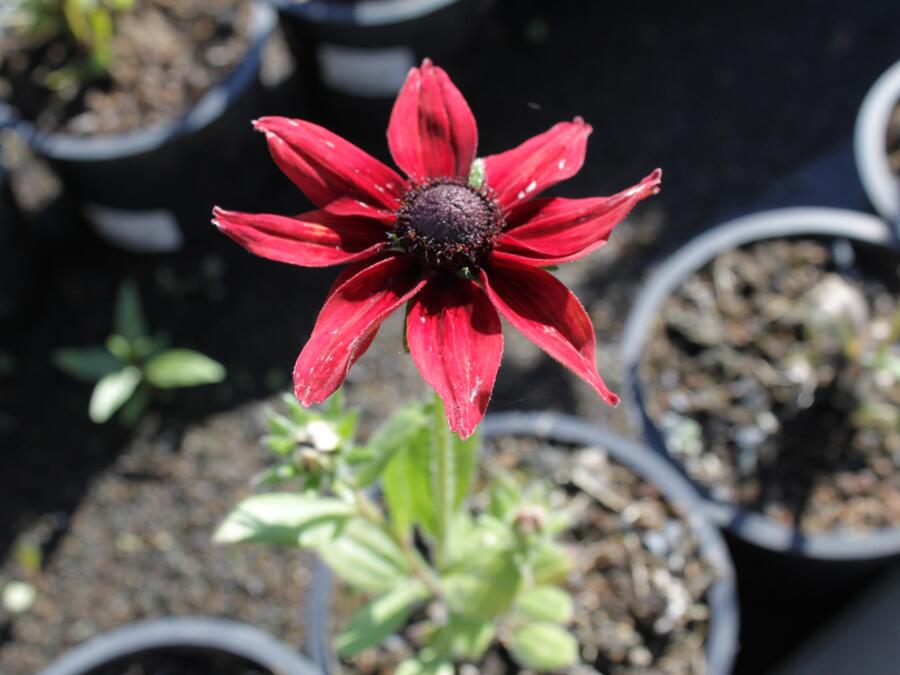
293, 256, 427, 405
388, 59, 478, 181
495, 169, 662, 265
483, 119, 592, 213
254, 117, 404, 210
407, 273, 502, 438
323, 197, 396, 225
481, 259, 619, 406
213, 207, 387, 267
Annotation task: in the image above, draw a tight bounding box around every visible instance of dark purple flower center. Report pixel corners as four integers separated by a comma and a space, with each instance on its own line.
395, 179, 503, 269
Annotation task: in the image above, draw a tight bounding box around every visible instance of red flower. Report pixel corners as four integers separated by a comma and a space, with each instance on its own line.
213, 60, 660, 438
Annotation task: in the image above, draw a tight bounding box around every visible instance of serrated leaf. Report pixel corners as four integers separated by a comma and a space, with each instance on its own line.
336, 579, 427, 657
320, 518, 410, 594
509, 622, 579, 670
395, 659, 453, 675
354, 404, 427, 487
53, 347, 121, 382
531, 541, 572, 585
213, 494, 354, 547
515, 585, 574, 624
144, 349, 225, 389
114, 280, 147, 341
89, 366, 141, 423
443, 548, 520, 621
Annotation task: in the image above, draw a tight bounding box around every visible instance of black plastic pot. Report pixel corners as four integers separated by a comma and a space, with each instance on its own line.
855, 59, 900, 231
305, 411, 740, 675
0, 160, 31, 325
0, 1, 277, 253
38, 616, 322, 675
271, 0, 490, 133
621, 207, 900, 672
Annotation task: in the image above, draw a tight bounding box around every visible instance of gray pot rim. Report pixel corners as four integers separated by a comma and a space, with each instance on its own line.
854, 59, 900, 226
271, 0, 464, 27
38, 616, 321, 675
621, 206, 900, 561
307, 411, 739, 675
0, 0, 276, 162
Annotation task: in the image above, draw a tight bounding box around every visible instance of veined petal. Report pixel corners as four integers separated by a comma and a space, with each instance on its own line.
212, 207, 388, 267
294, 256, 428, 406
483, 119, 591, 213
388, 59, 478, 181
481, 259, 619, 406
495, 169, 662, 265
254, 117, 404, 210
407, 273, 502, 438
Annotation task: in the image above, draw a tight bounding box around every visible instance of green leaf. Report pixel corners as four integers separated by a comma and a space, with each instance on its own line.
395, 659, 453, 675
53, 347, 121, 382
118, 384, 150, 427
382, 424, 435, 537
467, 158, 486, 190
213, 494, 354, 547
114, 280, 147, 341
443, 548, 520, 621
336, 580, 428, 657
509, 622, 579, 671
354, 404, 428, 487
319, 518, 410, 594
106, 334, 132, 361
89, 366, 141, 423
531, 541, 572, 585
144, 349, 225, 389
429, 397, 455, 566
515, 585, 574, 624
428, 615, 495, 662
487, 471, 521, 520
453, 428, 479, 509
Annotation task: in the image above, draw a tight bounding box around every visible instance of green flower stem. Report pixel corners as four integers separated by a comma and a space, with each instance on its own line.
352, 489, 444, 599
431, 394, 455, 570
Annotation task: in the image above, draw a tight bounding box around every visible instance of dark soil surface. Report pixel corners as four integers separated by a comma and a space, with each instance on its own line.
89, 647, 271, 675
0, 0, 253, 135
332, 437, 718, 675
641, 238, 900, 533
888, 100, 900, 175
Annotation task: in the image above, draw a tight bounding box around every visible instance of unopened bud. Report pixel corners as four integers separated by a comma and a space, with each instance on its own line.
513, 504, 546, 536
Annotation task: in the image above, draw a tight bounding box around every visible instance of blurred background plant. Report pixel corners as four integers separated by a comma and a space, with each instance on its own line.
0, 0, 134, 95
216, 394, 580, 673
53, 280, 226, 424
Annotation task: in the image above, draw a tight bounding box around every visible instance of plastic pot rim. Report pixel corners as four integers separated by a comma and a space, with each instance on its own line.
306, 411, 739, 675
37, 616, 322, 675
621, 206, 900, 561
854, 58, 900, 226
270, 0, 465, 27
0, 0, 277, 162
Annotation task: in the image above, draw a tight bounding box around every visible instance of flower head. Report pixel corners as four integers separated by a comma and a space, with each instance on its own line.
213, 59, 660, 438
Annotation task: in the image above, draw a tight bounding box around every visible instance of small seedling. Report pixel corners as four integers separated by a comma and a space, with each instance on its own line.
53, 281, 226, 424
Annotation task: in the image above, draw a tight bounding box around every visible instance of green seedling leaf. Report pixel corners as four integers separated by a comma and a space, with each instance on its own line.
118, 384, 150, 427
213, 494, 354, 547
336, 579, 428, 657
144, 349, 225, 388
382, 424, 434, 536
488, 471, 520, 520
53, 347, 121, 382
509, 622, 579, 671
515, 585, 574, 624
283, 393, 313, 425
319, 518, 410, 594
89, 366, 141, 423
443, 547, 520, 621
531, 541, 572, 585
428, 614, 495, 662
354, 404, 428, 487
395, 659, 453, 675
114, 280, 147, 342
106, 334, 132, 362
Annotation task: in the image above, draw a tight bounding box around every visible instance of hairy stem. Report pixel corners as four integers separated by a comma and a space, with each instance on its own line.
430, 394, 455, 570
